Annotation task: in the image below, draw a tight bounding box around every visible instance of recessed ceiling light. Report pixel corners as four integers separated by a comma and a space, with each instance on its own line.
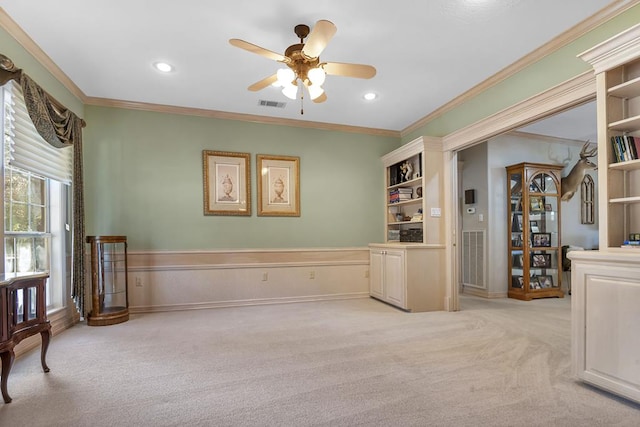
153, 62, 174, 73
363, 92, 377, 101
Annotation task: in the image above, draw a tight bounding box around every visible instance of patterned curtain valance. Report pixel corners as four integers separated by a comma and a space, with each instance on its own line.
1, 53, 87, 317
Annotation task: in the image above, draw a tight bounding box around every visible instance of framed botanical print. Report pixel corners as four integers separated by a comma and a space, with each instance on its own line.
257, 154, 300, 216
202, 150, 250, 216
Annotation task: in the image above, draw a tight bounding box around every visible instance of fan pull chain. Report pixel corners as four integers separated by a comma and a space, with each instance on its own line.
300, 91, 304, 115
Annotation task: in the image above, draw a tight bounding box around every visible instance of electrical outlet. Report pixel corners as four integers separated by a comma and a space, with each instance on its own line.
364, 270, 369, 278
262, 272, 268, 281
309, 271, 315, 279
135, 277, 143, 287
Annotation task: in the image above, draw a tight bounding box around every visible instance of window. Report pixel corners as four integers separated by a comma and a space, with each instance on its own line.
2, 82, 71, 312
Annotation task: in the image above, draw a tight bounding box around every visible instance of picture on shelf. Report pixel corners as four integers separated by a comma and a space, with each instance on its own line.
531, 253, 552, 268
530, 196, 544, 212
511, 275, 524, 288
512, 253, 524, 268
530, 276, 542, 290
530, 220, 540, 233
510, 197, 522, 212
532, 232, 551, 247
544, 203, 552, 212
511, 213, 523, 232
511, 234, 522, 247
537, 275, 554, 288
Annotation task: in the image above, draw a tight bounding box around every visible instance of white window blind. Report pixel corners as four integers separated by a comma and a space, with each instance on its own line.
3, 81, 73, 183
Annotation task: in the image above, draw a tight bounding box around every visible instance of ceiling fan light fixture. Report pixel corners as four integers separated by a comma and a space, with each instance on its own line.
282, 84, 298, 100
277, 68, 296, 86
308, 67, 326, 86
307, 84, 325, 100
363, 92, 377, 101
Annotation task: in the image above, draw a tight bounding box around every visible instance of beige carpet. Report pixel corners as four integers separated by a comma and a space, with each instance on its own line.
0, 295, 638, 426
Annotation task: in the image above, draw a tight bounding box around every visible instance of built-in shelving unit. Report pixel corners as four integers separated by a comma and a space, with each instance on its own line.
571, 22, 640, 405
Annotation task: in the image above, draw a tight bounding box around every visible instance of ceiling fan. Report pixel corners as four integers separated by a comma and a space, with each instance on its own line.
229, 20, 376, 108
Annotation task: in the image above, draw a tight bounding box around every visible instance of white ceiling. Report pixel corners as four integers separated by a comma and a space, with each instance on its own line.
0, 1, 619, 134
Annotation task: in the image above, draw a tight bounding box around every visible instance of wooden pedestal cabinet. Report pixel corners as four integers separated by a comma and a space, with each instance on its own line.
86, 236, 129, 326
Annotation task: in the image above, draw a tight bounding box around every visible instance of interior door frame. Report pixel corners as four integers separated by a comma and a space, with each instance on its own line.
442, 71, 596, 311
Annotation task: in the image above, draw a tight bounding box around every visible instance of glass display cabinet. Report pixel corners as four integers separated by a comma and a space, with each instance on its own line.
86, 236, 129, 326
506, 163, 564, 300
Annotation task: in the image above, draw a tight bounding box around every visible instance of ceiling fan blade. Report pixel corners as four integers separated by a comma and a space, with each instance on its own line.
323, 62, 376, 79
312, 92, 327, 104
248, 74, 278, 91
229, 39, 290, 63
302, 20, 337, 59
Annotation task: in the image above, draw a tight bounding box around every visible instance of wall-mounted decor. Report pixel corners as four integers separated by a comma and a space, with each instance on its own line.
257, 154, 300, 216
581, 174, 595, 224
202, 150, 251, 216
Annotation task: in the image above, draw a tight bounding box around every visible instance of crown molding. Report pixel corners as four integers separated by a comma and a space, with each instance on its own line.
0, 7, 86, 102
578, 22, 640, 73
442, 71, 596, 152
84, 96, 400, 138
400, 0, 640, 137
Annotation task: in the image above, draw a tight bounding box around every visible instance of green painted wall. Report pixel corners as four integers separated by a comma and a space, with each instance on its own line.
402, 3, 640, 143
83, 106, 399, 250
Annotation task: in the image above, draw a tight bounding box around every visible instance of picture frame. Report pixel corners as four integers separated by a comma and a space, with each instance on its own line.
511, 213, 523, 232
202, 150, 250, 216
532, 232, 551, 247
537, 275, 554, 288
511, 275, 524, 288
512, 253, 524, 268
544, 203, 552, 212
531, 253, 552, 268
530, 220, 540, 233
257, 154, 300, 217
529, 276, 542, 290
529, 196, 543, 212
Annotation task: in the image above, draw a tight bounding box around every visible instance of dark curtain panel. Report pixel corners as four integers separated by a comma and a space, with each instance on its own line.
0, 53, 87, 317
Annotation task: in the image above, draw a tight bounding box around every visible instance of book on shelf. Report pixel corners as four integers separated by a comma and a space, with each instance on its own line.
611, 135, 640, 162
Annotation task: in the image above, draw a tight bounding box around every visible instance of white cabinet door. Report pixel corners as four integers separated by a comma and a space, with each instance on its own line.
369, 250, 385, 300
384, 250, 406, 308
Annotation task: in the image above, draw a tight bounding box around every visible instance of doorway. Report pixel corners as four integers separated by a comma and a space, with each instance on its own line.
454, 101, 598, 305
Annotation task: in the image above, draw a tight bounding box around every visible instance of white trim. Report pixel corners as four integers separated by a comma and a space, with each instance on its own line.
130, 292, 369, 314
578, 22, 640, 73
443, 71, 596, 152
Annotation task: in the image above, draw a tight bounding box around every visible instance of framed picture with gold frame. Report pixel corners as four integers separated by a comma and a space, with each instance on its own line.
257, 154, 300, 216
202, 150, 250, 216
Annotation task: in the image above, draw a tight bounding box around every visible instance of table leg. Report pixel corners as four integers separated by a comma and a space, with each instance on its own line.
40, 327, 51, 373
1, 350, 15, 403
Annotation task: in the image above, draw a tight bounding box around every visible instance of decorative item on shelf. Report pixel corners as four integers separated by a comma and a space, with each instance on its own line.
395, 213, 404, 222
532, 232, 551, 247
400, 228, 423, 242
531, 253, 552, 268
387, 229, 400, 241
416, 187, 423, 198
389, 187, 413, 203
400, 161, 413, 182
411, 209, 423, 222
530, 196, 544, 212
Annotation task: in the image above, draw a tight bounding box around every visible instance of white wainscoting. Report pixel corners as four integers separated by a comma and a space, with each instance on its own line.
126, 248, 371, 313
